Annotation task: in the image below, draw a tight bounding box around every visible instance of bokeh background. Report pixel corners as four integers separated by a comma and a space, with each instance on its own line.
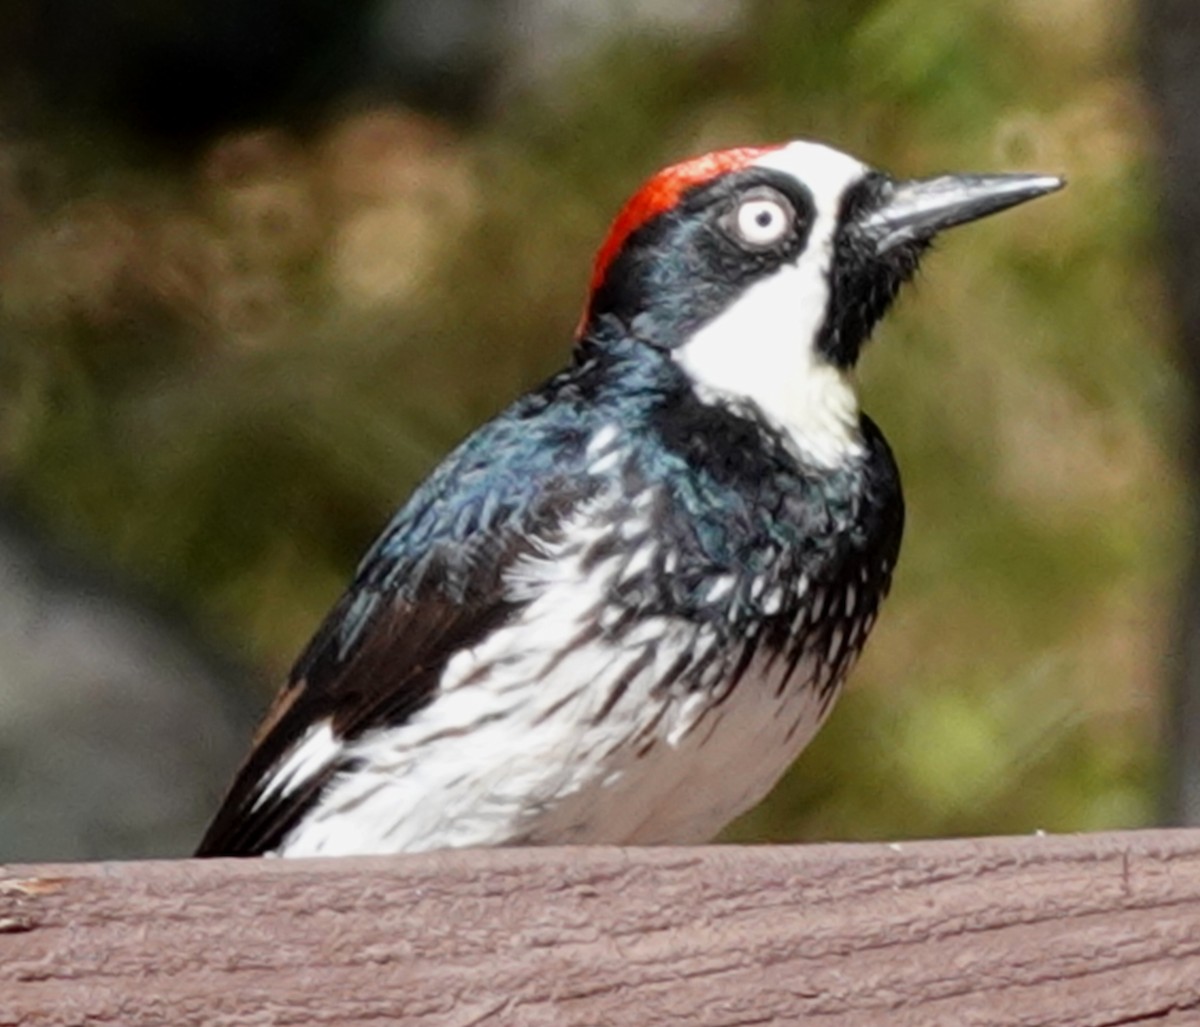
0, 0, 1190, 860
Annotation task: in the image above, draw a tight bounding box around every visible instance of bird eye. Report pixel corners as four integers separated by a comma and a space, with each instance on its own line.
732, 193, 793, 247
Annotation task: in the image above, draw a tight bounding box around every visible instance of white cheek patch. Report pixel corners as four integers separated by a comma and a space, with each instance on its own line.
673, 140, 870, 469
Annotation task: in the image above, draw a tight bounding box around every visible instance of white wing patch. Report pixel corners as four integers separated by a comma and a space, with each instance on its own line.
251, 719, 341, 812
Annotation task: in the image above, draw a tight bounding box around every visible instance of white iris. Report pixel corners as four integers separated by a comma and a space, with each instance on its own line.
734, 196, 791, 246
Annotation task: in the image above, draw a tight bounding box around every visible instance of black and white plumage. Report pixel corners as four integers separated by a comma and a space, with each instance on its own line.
197, 140, 1062, 857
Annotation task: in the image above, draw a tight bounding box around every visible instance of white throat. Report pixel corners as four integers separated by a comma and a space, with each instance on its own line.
673, 284, 862, 468
672, 141, 870, 468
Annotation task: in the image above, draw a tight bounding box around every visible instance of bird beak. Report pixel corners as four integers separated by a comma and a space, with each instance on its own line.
860, 172, 1065, 254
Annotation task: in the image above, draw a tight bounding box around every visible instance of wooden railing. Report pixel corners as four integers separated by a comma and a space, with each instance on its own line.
4, 830, 1200, 1025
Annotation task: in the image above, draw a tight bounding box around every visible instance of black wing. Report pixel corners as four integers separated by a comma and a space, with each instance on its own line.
195, 347, 636, 856
194, 584, 520, 856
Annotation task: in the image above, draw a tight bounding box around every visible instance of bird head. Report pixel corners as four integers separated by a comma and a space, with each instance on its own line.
579, 140, 1063, 466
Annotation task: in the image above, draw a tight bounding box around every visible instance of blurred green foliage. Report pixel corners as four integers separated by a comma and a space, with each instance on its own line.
0, 0, 1176, 842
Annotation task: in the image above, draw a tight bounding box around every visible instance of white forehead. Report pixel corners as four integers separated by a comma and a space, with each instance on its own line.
753, 140, 869, 213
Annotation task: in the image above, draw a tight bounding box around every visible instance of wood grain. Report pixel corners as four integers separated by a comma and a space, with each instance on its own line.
4, 831, 1200, 1025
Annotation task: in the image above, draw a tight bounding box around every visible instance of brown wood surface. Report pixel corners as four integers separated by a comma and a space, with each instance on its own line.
3, 831, 1200, 1026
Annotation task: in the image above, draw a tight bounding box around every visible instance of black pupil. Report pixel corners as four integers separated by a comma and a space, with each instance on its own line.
755, 209, 774, 228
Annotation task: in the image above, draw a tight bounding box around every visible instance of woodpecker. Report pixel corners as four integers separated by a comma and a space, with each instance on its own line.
197, 140, 1062, 857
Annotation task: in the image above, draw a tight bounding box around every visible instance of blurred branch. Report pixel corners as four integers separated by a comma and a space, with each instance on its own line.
1142, 0, 1200, 825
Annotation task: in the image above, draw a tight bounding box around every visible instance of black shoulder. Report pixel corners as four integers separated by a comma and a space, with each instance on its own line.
858, 413, 904, 567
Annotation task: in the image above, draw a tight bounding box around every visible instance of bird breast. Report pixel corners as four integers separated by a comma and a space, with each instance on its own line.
275, 484, 880, 856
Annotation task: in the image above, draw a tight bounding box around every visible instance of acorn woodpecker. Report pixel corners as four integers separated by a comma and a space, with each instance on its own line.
197, 140, 1062, 857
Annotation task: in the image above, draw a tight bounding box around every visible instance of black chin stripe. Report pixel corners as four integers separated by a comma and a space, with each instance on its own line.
817, 172, 925, 368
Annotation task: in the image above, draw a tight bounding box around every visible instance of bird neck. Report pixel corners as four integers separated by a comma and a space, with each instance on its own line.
578, 315, 864, 472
